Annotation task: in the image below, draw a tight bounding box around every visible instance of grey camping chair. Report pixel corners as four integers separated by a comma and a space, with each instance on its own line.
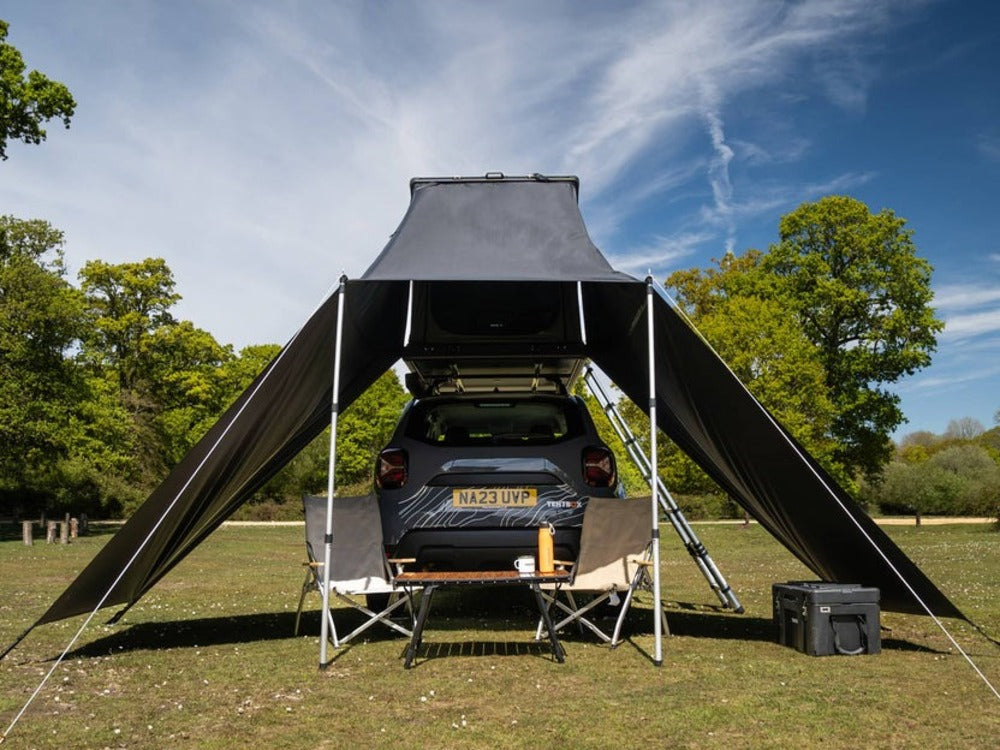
536, 497, 668, 646
295, 495, 416, 648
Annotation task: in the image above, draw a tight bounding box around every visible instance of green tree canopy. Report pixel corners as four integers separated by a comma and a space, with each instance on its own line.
0, 216, 84, 504
78, 258, 238, 497
336, 369, 410, 489
0, 19, 76, 159
764, 196, 942, 479
80, 258, 181, 390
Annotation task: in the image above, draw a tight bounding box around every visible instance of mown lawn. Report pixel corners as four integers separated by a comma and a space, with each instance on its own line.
1, 521, 998, 749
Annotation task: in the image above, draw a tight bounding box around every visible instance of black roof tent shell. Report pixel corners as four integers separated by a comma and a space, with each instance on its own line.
370, 174, 618, 395
22, 173, 962, 638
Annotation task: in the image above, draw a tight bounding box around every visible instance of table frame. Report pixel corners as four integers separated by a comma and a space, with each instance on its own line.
395, 570, 571, 668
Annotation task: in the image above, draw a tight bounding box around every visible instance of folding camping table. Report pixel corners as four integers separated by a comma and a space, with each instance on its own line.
395, 570, 571, 668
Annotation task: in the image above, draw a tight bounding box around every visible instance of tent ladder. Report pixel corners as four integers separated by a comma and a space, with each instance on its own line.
583, 366, 744, 614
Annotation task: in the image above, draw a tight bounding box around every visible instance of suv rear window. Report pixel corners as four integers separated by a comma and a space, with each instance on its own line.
405, 397, 584, 446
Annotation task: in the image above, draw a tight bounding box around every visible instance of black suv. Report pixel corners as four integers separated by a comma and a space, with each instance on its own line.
374, 392, 620, 570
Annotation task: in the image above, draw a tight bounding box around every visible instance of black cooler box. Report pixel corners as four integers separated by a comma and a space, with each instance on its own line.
773, 582, 881, 656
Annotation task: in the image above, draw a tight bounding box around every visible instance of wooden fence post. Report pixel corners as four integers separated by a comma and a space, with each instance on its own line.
46, 521, 57, 544
22, 521, 33, 546
59, 521, 69, 544
70, 517, 79, 539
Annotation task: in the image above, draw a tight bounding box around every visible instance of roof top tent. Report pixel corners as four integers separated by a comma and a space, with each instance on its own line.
388, 176, 592, 396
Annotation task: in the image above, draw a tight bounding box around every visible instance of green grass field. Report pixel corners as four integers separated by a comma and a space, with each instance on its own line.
2, 521, 998, 749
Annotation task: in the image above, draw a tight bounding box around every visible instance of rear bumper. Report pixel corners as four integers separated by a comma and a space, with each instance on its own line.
390, 527, 581, 570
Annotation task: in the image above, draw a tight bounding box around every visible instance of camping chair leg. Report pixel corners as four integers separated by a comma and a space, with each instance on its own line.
331, 593, 414, 646
294, 568, 314, 636
610, 565, 668, 646
611, 585, 637, 647
326, 598, 341, 649
562, 594, 615, 642
538, 592, 615, 643
566, 592, 585, 636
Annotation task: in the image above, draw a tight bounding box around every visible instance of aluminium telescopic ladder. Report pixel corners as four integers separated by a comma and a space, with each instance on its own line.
583, 366, 744, 613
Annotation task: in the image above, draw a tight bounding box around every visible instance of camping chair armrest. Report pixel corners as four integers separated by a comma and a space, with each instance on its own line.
387, 557, 416, 575
304, 561, 323, 568
553, 560, 576, 568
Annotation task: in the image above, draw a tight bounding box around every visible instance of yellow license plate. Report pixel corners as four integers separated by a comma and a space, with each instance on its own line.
452, 488, 538, 508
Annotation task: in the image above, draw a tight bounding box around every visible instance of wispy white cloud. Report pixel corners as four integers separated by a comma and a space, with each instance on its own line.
941, 310, 1000, 339
978, 130, 1000, 162
801, 172, 878, 198
932, 282, 1000, 340
0, 0, 911, 349
700, 83, 737, 254
905, 361, 1000, 392
610, 230, 718, 275
934, 285, 1000, 310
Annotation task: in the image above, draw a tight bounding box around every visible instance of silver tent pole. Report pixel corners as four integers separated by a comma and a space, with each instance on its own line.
646, 276, 663, 666
320, 275, 348, 668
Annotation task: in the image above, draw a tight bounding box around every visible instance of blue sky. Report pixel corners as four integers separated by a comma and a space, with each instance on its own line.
2, 1, 998, 439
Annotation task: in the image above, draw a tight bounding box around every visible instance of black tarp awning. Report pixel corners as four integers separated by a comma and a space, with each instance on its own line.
29, 175, 961, 630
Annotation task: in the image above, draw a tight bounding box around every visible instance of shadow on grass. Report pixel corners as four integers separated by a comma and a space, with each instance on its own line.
57, 589, 939, 662
65, 610, 307, 659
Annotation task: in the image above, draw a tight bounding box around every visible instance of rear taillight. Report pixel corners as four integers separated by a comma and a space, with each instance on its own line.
583, 446, 617, 488
376, 448, 408, 489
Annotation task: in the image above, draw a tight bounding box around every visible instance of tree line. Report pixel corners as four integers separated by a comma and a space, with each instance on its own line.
869, 418, 1000, 524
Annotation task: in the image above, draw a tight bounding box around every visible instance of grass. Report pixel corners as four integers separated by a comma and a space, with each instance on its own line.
1, 521, 999, 749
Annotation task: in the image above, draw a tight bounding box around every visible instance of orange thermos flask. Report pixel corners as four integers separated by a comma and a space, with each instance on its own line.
538, 524, 554, 573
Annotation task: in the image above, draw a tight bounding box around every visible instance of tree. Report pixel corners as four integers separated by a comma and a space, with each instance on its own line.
696, 296, 838, 469
79, 258, 181, 390
876, 461, 961, 525
79, 258, 238, 494
876, 444, 1000, 523
667, 252, 849, 491
898, 431, 939, 450
927, 445, 1000, 518
764, 196, 943, 479
0, 216, 85, 510
0, 19, 76, 159
945, 417, 985, 440
143, 320, 235, 466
